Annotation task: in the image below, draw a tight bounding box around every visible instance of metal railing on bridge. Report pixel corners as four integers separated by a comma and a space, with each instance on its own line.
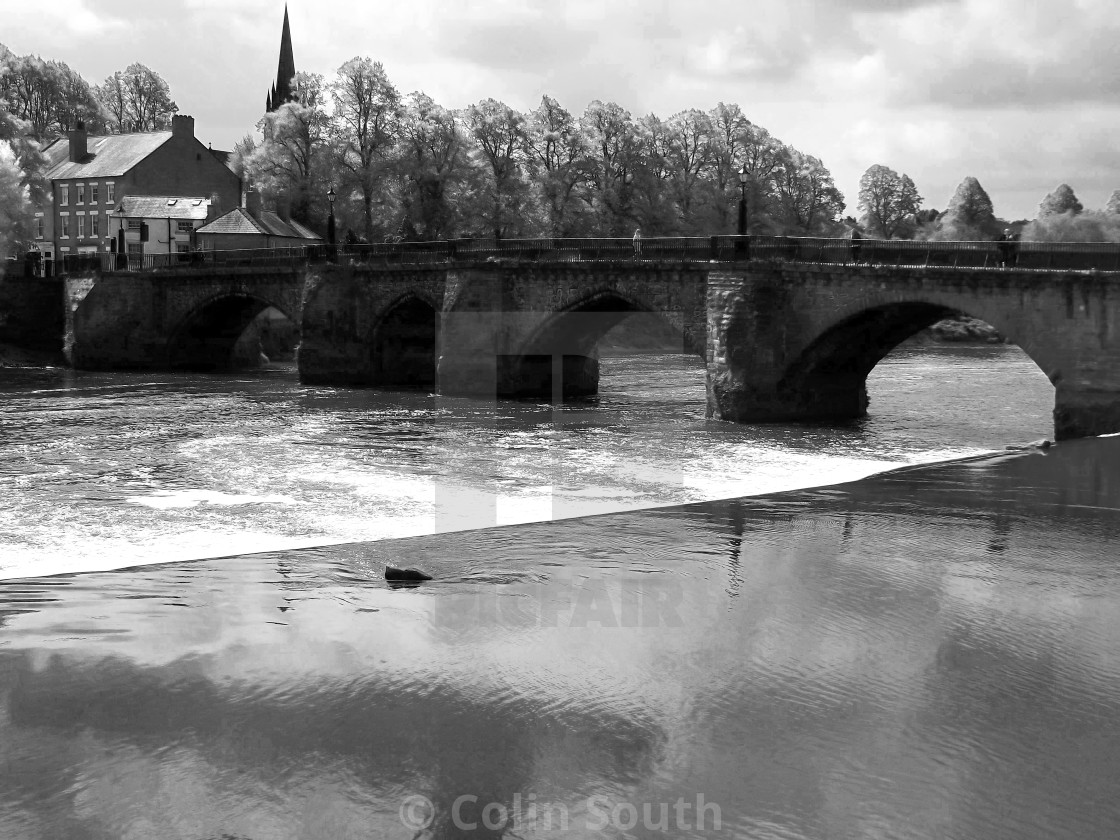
73, 235, 1120, 275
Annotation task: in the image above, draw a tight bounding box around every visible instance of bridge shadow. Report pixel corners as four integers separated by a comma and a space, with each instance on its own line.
498, 291, 700, 402
371, 295, 437, 391
167, 293, 296, 371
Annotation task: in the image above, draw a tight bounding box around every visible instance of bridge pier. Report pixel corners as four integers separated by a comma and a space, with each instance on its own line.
1054, 388, 1120, 440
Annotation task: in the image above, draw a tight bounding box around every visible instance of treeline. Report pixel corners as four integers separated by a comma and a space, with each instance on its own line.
7, 40, 1120, 255
856, 164, 1120, 244
236, 58, 848, 242
0, 44, 178, 138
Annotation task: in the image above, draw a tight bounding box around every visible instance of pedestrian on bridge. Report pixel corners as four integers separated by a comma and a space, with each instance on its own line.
850, 227, 863, 263
997, 229, 1020, 268
633, 228, 643, 258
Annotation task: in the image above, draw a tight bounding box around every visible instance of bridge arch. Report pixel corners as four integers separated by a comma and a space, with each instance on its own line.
166, 292, 295, 371
499, 289, 702, 400
724, 296, 1057, 423
369, 293, 439, 390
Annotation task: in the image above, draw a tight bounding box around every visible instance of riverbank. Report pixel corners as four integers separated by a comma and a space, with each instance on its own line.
2, 435, 1118, 839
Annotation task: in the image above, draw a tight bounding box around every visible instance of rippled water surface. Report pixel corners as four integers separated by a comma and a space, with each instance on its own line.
0, 345, 1052, 579
6, 344, 1118, 840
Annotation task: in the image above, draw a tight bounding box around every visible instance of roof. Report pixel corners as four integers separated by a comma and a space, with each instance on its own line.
43, 131, 172, 180
196, 207, 321, 241
195, 207, 264, 236
258, 210, 321, 240
117, 195, 212, 220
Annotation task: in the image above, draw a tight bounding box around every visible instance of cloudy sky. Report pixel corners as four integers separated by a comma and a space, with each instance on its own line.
3, 0, 1116, 221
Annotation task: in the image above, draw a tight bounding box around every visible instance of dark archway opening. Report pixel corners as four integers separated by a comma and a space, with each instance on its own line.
499, 293, 698, 401
167, 295, 295, 371
777, 304, 1053, 439
371, 297, 438, 390
779, 302, 962, 418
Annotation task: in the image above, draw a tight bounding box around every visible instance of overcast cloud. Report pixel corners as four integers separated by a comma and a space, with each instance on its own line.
3, 0, 1115, 220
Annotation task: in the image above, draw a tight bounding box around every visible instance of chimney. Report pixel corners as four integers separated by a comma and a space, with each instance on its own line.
205, 192, 222, 223
245, 188, 263, 218
276, 193, 291, 223
68, 120, 87, 163
171, 114, 195, 139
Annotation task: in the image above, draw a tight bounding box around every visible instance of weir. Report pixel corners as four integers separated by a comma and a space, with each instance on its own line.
60, 240, 1120, 440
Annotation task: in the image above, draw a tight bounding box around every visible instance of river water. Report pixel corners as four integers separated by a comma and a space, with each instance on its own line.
4, 345, 1120, 839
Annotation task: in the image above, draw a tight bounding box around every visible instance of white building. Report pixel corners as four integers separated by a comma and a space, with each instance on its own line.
110, 195, 215, 264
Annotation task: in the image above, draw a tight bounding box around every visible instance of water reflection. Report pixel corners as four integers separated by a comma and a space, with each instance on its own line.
2, 437, 1120, 838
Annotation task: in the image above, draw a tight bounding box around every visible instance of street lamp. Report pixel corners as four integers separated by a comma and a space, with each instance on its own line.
737, 164, 748, 237
116, 205, 126, 269
326, 187, 337, 247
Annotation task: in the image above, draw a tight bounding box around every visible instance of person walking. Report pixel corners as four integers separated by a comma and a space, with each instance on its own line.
850, 227, 863, 263
632, 227, 642, 258
997, 229, 1013, 267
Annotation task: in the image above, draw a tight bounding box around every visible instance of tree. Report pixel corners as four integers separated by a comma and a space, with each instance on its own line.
96, 63, 177, 132
465, 98, 527, 239
0, 150, 28, 261
522, 95, 589, 235
737, 124, 788, 233
934, 176, 999, 239
1038, 183, 1083, 217
772, 148, 845, 234
857, 164, 922, 238
244, 72, 329, 226
0, 52, 105, 138
0, 105, 45, 259
397, 92, 468, 239
579, 100, 640, 235
1023, 210, 1120, 243
706, 102, 751, 232
663, 108, 713, 232
1106, 190, 1120, 215
329, 57, 402, 242
630, 112, 674, 233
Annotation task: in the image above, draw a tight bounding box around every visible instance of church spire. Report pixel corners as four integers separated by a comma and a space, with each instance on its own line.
268, 5, 297, 111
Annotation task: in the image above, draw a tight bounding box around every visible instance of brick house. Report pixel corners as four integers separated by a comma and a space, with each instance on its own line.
37, 115, 240, 263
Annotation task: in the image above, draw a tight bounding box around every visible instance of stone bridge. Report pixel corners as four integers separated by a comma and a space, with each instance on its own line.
297, 263, 708, 398
707, 263, 1120, 440
67, 266, 305, 370
65, 260, 1120, 439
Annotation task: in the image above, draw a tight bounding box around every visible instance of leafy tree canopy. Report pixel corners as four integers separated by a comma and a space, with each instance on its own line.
1038, 183, 1083, 217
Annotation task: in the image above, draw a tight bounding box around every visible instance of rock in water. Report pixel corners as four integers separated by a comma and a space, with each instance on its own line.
385, 565, 433, 582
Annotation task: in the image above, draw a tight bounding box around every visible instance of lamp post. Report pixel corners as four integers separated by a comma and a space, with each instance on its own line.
737, 164, 748, 237
326, 187, 337, 246
116, 206, 126, 269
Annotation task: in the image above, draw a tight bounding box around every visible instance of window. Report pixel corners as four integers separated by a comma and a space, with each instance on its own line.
60, 185, 69, 206
128, 219, 143, 230
77, 216, 85, 238
91, 183, 99, 204
177, 243, 190, 254
91, 214, 100, 237
77, 184, 85, 204
107, 183, 115, 202
127, 243, 143, 255
61, 216, 70, 237
177, 220, 194, 234
35, 217, 44, 239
